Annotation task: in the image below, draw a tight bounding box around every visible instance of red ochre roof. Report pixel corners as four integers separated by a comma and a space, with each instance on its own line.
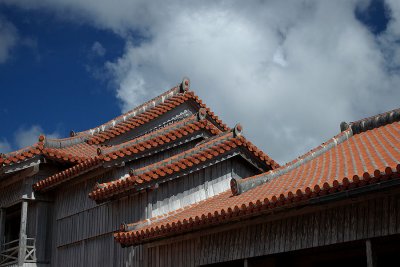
33, 113, 223, 192
0, 137, 98, 167
89, 130, 279, 202
115, 118, 400, 246
1, 80, 229, 170
87, 91, 229, 145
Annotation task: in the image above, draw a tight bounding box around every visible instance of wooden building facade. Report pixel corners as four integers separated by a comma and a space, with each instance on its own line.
0, 78, 399, 266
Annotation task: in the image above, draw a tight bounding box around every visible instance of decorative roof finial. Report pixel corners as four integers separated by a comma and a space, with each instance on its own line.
233, 123, 243, 137
180, 77, 190, 92
340, 121, 349, 132
70, 130, 76, 137
197, 108, 207, 121
120, 222, 127, 232
38, 135, 46, 142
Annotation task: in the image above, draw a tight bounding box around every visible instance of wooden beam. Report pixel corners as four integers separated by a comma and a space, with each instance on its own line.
0, 208, 5, 247
366, 239, 376, 267
17, 200, 28, 267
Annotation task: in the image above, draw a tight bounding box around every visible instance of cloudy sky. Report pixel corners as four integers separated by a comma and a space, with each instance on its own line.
0, 0, 399, 164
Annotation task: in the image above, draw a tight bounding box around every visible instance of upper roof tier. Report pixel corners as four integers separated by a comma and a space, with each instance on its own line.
0, 78, 230, 174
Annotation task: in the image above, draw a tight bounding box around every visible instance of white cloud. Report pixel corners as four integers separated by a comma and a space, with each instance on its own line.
0, 139, 11, 153
105, 1, 400, 163
14, 125, 60, 149
0, 15, 18, 63
91, 41, 106, 57
4, 0, 400, 163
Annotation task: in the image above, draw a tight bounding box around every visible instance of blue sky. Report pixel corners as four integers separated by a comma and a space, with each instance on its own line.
0, 5, 124, 146
0, 0, 399, 163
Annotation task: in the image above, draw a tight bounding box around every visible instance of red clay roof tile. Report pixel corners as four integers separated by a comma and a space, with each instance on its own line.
33, 115, 222, 192
114, 120, 400, 247
89, 130, 278, 202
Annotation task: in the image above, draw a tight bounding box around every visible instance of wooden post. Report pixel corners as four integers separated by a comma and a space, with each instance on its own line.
366, 239, 376, 267
18, 200, 28, 267
244, 258, 248, 267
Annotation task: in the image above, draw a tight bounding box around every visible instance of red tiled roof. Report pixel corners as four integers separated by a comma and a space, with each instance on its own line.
114, 118, 400, 247
1, 79, 228, 169
86, 91, 229, 145
0, 136, 98, 168
89, 129, 279, 202
33, 113, 222, 192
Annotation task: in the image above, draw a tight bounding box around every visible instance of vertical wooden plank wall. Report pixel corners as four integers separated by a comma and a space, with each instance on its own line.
151, 159, 236, 217
178, 193, 400, 265
52, 156, 256, 266
126, 192, 400, 266
0, 180, 23, 208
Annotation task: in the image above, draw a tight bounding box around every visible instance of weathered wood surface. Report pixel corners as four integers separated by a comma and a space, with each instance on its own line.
18, 201, 28, 267
141, 192, 400, 266
51, 157, 255, 266
0, 180, 23, 208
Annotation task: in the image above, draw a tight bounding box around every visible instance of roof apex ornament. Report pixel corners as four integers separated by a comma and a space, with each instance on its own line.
70, 130, 76, 137
340, 121, 349, 132
233, 123, 243, 137
120, 222, 128, 232
180, 77, 190, 92
197, 108, 207, 121
38, 135, 46, 142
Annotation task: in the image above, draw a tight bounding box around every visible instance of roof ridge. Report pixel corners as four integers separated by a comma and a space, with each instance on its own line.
81, 80, 187, 136
44, 134, 92, 148
231, 107, 400, 196
341, 107, 400, 135
230, 128, 353, 195
87, 90, 229, 144
102, 111, 203, 154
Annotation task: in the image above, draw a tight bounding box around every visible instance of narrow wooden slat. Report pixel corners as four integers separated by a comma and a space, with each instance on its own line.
349, 203, 357, 241
367, 199, 375, 238
311, 211, 319, 247
336, 205, 344, 244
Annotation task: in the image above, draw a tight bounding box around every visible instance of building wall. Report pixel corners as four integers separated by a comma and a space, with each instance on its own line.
141, 190, 400, 266
51, 157, 256, 266
0, 180, 23, 208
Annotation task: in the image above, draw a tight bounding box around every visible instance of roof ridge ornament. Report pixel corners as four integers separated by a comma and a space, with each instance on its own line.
233, 123, 243, 137
38, 135, 46, 143
340, 121, 349, 132
180, 77, 190, 92
197, 108, 207, 121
